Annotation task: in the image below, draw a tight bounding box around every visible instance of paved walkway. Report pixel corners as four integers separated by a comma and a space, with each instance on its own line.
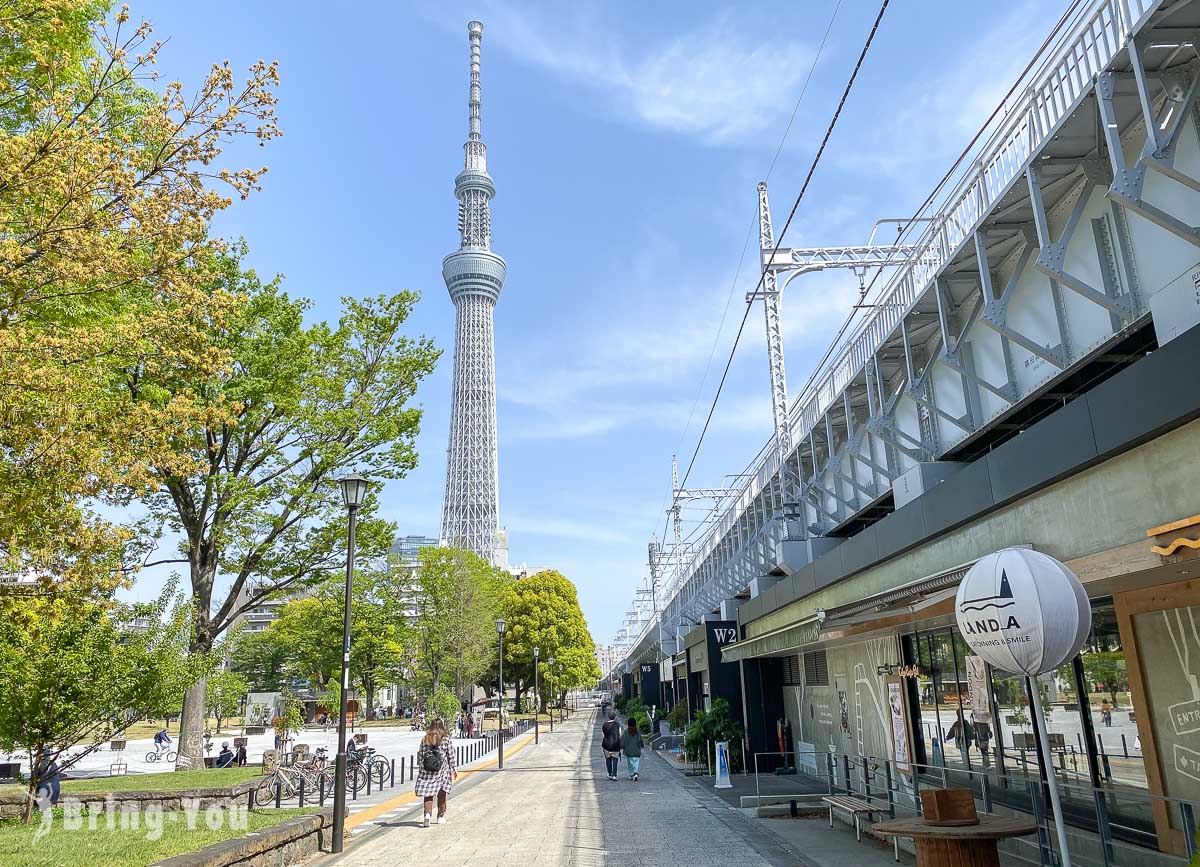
328, 710, 805, 866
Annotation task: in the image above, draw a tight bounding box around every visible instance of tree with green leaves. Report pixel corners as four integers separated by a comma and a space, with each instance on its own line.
501, 570, 601, 710
241, 568, 411, 719
411, 547, 508, 704
0, 580, 201, 822
429, 685, 462, 725
206, 669, 249, 733
129, 259, 438, 767
1083, 651, 1130, 707
230, 628, 290, 692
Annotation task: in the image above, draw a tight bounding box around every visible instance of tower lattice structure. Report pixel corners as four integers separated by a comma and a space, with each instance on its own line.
440, 20, 505, 564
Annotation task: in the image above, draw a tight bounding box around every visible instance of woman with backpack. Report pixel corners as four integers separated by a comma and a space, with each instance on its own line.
600, 710, 622, 780
414, 718, 457, 827
622, 717, 644, 781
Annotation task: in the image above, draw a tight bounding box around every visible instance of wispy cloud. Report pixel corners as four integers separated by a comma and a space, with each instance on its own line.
828, 0, 1046, 188
416, 2, 818, 143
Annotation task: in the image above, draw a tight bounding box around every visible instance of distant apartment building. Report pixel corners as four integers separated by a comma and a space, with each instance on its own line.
594, 643, 617, 677
388, 534, 439, 620
228, 582, 301, 635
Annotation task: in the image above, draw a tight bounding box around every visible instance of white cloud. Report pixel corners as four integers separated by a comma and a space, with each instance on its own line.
829, 0, 1046, 186
418, 2, 818, 143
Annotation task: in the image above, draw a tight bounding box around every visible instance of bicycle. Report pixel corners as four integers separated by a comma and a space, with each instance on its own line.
351, 747, 391, 787
252, 761, 337, 806
145, 746, 177, 763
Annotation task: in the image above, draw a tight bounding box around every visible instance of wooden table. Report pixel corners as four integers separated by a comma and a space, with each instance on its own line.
872, 815, 1037, 867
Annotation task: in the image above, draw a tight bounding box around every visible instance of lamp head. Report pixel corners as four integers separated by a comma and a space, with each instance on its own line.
533, 646, 539, 658
495, 618, 506, 635
337, 473, 370, 509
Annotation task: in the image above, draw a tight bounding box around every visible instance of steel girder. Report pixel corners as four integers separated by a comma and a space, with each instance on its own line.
608, 0, 1200, 671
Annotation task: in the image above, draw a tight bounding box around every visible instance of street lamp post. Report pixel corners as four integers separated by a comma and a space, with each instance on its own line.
331, 473, 369, 855
533, 646, 540, 745
547, 656, 555, 733
496, 619, 506, 770
557, 664, 565, 724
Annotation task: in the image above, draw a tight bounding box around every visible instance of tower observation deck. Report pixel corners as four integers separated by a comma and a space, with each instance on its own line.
440, 20, 506, 563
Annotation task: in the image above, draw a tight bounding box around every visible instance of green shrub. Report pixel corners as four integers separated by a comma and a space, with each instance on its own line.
667, 700, 688, 731
683, 698, 743, 773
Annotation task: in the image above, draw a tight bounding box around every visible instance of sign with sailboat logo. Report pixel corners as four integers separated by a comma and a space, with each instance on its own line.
954, 547, 1091, 676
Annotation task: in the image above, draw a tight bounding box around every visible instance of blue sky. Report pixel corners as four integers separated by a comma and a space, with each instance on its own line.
134, 0, 1062, 642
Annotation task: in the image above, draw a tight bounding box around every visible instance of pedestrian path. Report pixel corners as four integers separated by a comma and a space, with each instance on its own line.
327, 711, 804, 866
342, 727, 538, 836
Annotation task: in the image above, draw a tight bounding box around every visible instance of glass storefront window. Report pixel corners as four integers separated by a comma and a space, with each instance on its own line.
1080, 601, 1144, 791
904, 599, 1153, 842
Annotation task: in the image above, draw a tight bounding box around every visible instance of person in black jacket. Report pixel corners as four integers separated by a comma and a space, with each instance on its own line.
600, 711, 622, 781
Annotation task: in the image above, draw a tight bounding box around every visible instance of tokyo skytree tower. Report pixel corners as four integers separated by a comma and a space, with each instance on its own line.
440, 20, 505, 564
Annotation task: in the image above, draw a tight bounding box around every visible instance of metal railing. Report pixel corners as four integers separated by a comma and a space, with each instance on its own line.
625, 0, 1166, 659
252, 717, 537, 809
784, 0, 1158, 449
747, 746, 1199, 867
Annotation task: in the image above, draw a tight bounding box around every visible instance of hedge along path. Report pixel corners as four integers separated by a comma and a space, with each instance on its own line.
345, 729, 538, 830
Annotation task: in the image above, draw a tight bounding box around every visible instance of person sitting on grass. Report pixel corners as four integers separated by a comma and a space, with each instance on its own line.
216, 742, 234, 768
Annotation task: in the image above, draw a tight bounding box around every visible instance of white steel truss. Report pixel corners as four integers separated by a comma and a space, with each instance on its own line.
607, 0, 1196, 679
441, 21, 506, 564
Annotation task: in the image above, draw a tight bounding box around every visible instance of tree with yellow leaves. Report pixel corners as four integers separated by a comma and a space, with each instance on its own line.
0, 1, 280, 592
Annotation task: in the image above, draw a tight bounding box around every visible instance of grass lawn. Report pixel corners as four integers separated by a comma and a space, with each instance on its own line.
346, 718, 411, 728
0, 806, 316, 867
0, 766, 263, 798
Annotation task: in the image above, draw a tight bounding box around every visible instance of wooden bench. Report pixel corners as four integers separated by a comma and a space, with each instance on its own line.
822, 795, 900, 861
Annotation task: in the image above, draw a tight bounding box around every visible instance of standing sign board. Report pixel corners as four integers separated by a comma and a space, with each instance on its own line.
885, 676, 912, 774
714, 741, 733, 789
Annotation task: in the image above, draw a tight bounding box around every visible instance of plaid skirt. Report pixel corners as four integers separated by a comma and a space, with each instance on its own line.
413, 737, 456, 797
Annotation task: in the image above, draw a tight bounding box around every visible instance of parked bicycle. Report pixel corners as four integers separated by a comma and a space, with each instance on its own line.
252, 759, 338, 807
351, 746, 391, 787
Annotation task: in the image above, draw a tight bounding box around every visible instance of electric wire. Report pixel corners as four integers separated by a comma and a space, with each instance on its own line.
655, 0, 845, 558
788, 0, 1087, 412
677, 0, 891, 497
634, 0, 887, 645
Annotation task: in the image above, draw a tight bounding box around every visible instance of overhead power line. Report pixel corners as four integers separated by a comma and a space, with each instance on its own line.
677, 0, 891, 495
656, 0, 845, 550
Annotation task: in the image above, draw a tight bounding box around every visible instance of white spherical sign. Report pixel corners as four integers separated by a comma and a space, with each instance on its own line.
954, 548, 1091, 676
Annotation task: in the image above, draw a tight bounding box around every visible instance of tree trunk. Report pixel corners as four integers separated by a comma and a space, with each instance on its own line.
363, 673, 376, 720
176, 677, 208, 770
22, 745, 40, 824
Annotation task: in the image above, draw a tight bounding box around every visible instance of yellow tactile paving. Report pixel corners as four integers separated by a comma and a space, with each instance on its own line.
345, 729, 538, 829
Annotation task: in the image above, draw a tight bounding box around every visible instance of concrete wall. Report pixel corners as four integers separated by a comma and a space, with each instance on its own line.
749, 413, 1200, 639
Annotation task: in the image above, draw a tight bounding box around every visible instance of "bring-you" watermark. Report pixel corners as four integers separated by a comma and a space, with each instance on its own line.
32, 793, 248, 845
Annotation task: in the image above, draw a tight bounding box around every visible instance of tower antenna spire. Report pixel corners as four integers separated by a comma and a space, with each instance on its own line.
468, 20, 483, 144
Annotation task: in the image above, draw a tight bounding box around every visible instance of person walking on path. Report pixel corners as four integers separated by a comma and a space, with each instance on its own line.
415, 718, 457, 828
600, 710, 622, 781
622, 717, 643, 781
